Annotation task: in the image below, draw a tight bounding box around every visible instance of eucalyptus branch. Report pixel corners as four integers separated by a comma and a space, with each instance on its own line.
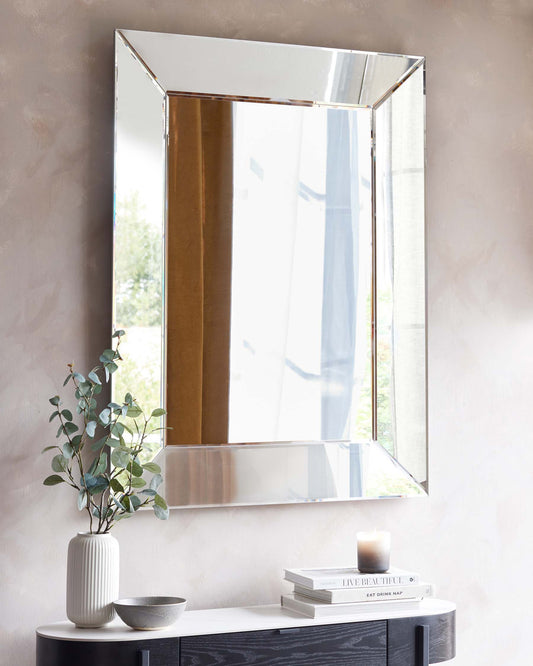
43, 331, 169, 533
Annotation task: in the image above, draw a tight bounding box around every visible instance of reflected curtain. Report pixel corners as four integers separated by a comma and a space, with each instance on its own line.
166, 96, 234, 503
311, 109, 364, 498
321, 108, 359, 441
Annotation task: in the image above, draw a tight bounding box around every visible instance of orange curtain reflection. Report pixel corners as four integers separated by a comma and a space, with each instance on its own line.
166, 97, 233, 449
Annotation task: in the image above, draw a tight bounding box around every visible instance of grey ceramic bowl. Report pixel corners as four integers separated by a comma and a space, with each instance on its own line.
113, 596, 187, 630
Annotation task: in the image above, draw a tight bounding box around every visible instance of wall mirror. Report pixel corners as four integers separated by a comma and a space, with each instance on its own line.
113, 29, 427, 507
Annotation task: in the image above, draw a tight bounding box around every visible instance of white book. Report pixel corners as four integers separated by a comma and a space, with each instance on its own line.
284, 566, 419, 590
281, 594, 423, 619
293, 582, 434, 604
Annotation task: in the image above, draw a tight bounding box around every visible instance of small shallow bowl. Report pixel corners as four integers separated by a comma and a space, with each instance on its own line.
113, 596, 187, 630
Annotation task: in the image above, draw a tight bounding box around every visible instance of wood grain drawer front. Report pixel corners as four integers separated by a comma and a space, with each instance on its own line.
180, 621, 387, 666
36, 636, 181, 666
387, 611, 456, 665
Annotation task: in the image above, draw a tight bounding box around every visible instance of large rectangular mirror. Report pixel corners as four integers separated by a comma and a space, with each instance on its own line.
113, 30, 426, 507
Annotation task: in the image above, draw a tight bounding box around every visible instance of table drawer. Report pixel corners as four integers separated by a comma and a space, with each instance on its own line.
37, 636, 180, 666
180, 621, 387, 666
388, 612, 456, 665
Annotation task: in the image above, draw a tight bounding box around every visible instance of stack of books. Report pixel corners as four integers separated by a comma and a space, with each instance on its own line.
281, 566, 434, 618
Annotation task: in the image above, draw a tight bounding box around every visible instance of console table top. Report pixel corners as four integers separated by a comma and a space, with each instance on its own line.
37, 598, 455, 642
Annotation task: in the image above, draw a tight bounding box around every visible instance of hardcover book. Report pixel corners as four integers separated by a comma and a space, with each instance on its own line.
281, 594, 423, 619
292, 582, 433, 604
284, 566, 419, 590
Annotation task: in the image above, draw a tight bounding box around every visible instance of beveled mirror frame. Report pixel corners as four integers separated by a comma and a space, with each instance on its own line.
113, 29, 427, 507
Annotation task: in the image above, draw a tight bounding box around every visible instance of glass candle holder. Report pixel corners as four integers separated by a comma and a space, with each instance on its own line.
356, 531, 391, 573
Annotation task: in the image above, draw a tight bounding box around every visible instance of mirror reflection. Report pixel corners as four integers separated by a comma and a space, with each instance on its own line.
165, 97, 372, 446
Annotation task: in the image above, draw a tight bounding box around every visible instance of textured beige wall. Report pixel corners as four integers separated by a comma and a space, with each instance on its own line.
2, 1, 533, 664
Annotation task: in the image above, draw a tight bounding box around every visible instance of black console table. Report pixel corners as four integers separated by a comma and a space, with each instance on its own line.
36, 599, 455, 665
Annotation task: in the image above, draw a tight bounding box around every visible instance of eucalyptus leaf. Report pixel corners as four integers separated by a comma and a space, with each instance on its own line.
130, 495, 141, 510
51, 454, 68, 473
126, 406, 142, 418
96, 452, 108, 476
70, 435, 82, 453
63, 374, 72, 386
90, 435, 109, 452
77, 489, 87, 511
112, 496, 126, 511
128, 460, 143, 478
150, 474, 163, 491
141, 489, 157, 497
83, 474, 109, 495
110, 478, 124, 493
99, 408, 111, 426
106, 361, 118, 375
88, 370, 101, 385
154, 494, 168, 510
151, 408, 166, 418
89, 453, 107, 477
49, 396, 60, 406
110, 422, 124, 438
49, 411, 60, 422
124, 392, 133, 405
64, 421, 79, 435
87, 458, 99, 476
86, 421, 97, 438
111, 449, 130, 469
43, 474, 64, 486
130, 477, 146, 488
63, 442, 74, 459
112, 330, 125, 338
73, 372, 86, 383
122, 495, 133, 513
142, 462, 161, 474
78, 381, 92, 396
100, 349, 115, 362
81, 472, 93, 488
41, 445, 57, 454
61, 409, 73, 421
153, 504, 169, 520
56, 424, 64, 438
115, 512, 132, 521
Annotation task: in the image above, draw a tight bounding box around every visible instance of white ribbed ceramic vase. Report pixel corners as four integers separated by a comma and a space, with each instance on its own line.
66, 532, 119, 628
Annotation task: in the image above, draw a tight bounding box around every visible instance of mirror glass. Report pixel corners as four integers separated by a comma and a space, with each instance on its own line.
165, 98, 373, 447
113, 30, 427, 505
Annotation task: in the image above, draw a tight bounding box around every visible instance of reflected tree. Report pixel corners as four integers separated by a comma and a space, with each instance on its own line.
114, 192, 163, 427
115, 192, 162, 328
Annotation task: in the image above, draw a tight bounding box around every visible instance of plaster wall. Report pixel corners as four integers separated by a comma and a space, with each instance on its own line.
2, 1, 533, 664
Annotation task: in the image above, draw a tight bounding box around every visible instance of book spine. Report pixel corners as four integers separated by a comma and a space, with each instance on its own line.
287, 573, 419, 590
294, 583, 432, 604
281, 595, 422, 619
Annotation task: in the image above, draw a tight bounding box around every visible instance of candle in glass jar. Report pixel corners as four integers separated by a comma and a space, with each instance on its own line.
357, 531, 391, 573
